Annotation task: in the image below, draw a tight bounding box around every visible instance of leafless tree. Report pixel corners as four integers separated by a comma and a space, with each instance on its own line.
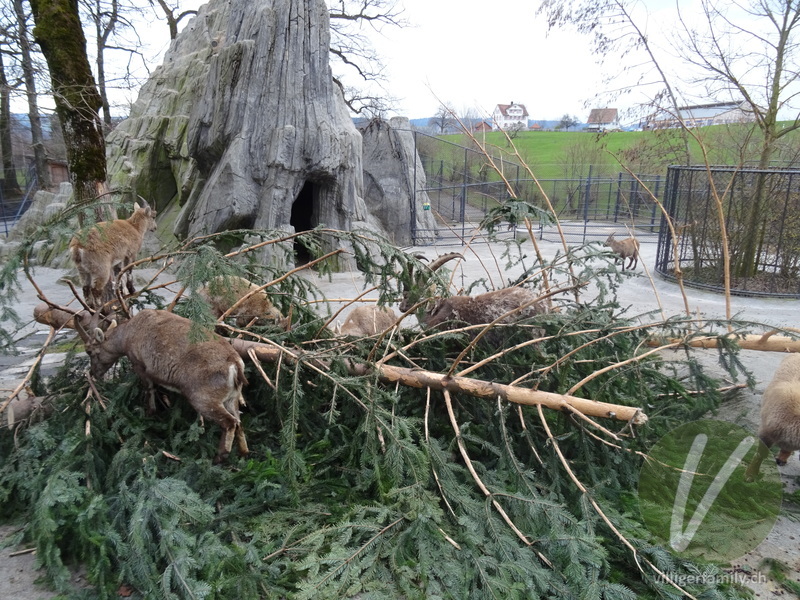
328, 0, 406, 115
556, 114, 580, 131
429, 105, 457, 134
11, 0, 50, 189
0, 45, 22, 197
675, 0, 800, 275
29, 0, 107, 219
147, 0, 197, 41
538, 0, 692, 164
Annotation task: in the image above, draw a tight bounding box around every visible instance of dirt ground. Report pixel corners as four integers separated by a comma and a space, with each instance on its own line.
1, 230, 799, 598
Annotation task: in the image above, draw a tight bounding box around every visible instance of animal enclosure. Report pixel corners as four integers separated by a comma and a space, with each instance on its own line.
656, 165, 800, 297
411, 131, 663, 244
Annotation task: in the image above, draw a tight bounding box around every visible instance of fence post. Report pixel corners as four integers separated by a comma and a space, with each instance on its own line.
614, 172, 622, 223
461, 147, 468, 242
650, 175, 661, 231
411, 131, 418, 244
583, 165, 592, 238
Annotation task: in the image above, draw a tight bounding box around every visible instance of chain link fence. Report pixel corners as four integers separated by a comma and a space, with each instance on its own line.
656, 165, 800, 297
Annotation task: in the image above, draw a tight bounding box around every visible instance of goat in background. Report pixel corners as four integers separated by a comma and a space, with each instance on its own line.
199, 275, 287, 329
399, 253, 547, 330
604, 234, 640, 271
70, 201, 157, 308
74, 308, 249, 463
337, 305, 399, 337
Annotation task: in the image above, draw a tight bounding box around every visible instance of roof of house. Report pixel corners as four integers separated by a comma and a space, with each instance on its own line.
650, 101, 753, 122
495, 103, 529, 118
587, 108, 618, 124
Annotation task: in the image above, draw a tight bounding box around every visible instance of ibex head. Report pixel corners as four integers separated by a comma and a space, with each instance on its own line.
398, 252, 463, 314
72, 307, 123, 378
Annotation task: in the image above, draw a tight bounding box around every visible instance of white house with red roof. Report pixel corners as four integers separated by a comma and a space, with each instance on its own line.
491, 102, 529, 130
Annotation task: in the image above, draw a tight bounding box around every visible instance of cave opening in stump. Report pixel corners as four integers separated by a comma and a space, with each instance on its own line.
291, 181, 317, 265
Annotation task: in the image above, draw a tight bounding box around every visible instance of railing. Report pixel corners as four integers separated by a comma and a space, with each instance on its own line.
1, 164, 38, 237
656, 165, 800, 297
409, 131, 663, 245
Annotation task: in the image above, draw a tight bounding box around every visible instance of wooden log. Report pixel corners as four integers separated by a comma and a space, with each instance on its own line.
228, 340, 646, 424
34, 303, 647, 423
647, 332, 800, 354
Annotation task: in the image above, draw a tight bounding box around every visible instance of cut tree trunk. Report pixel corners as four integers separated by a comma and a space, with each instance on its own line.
31, 303, 649, 424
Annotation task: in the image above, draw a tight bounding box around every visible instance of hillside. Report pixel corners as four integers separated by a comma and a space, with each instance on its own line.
428, 125, 800, 179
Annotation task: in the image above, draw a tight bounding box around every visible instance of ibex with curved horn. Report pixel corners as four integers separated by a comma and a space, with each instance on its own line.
399, 253, 547, 330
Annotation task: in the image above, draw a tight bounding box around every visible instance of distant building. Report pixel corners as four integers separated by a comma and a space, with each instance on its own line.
473, 121, 492, 133
646, 101, 756, 129
586, 108, 619, 132
491, 102, 529, 130
529, 123, 543, 131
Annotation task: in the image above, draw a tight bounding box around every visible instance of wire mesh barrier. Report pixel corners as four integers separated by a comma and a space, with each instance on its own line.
1, 163, 38, 237
655, 165, 800, 297
410, 131, 663, 245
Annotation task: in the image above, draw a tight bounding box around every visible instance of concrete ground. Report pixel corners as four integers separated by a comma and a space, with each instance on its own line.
1, 227, 798, 597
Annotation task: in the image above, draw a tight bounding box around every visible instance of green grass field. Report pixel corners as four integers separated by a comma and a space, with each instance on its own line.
436, 129, 691, 179
435, 124, 800, 180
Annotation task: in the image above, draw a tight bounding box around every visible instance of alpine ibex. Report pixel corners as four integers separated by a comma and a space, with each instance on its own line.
337, 305, 399, 336
199, 275, 286, 329
604, 234, 640, 271
74, 309, 249, 463
400, 253, 547, 330
746, 353, 800, 481
70, 201, 157, 308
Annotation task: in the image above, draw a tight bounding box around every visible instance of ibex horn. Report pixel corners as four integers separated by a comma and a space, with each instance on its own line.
428, 253, 463, 271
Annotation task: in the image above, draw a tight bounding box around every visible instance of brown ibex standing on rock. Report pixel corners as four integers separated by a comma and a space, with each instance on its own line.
604, 234, 640, 271
74, 309, 249, 463
746, 353, 800, 481
70, 201, 157, 308
400, 253, 548, 330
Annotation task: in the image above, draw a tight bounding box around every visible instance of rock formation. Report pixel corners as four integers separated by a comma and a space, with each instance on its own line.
360, 117, 437, 245
107, 0, 370, 263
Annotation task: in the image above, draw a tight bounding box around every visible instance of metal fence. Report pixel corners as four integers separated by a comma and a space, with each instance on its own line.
0, 163, 38, 237
410, 131, 663, 245
655, 165, 800, 297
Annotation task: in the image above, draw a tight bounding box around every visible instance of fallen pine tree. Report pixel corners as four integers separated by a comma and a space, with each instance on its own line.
0, 226, 773, 600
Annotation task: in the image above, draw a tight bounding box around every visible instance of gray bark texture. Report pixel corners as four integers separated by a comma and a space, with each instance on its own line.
107, 0, 368, 247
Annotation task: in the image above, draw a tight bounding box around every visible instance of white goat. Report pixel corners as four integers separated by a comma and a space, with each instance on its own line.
199, 275, 286, 329
337, 305, 399, 337
746, 353, 800, 480
604, 234, 640, 271
74, 309, 249, 463
70, 201, 157, 308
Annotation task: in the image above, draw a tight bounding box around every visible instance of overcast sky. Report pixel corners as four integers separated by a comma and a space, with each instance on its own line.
16, 0, 764, 124
337, 0, 699, 123
155, 0, 685, 124
363, 0, 605, 121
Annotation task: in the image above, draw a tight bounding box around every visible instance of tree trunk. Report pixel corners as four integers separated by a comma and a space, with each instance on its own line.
30, 0, 107, 219
0, 52, 22, 197
33, 303, 648, 425
13, 0, 51, 190
735, 140, 775, 278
